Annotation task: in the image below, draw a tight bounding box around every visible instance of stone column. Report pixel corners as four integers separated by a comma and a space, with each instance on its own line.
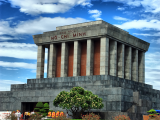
36, 45, 45, 78
48, 44, 57, 78
86, 39, 94, 75
73, 41, 81, 76
125, 46, 132, 80
138, 51, 145, 83
61, 42, 68, 77
100, 37, 109, 75
109, 40, 117, 76
117, 43, 125, 78
132, 49, 138, 82
47, 47, 50, 78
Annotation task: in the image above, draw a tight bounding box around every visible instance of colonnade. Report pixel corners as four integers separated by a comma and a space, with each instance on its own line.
36, 37, 145, 83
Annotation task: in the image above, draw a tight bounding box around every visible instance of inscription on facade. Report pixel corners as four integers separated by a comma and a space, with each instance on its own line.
51, 30, 86, 40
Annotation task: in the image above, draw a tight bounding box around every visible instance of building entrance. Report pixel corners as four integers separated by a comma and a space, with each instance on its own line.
21, 102, 49, 114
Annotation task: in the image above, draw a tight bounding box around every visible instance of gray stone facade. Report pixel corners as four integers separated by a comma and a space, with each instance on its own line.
0, 20, 158, 120
0, 75, 160, 120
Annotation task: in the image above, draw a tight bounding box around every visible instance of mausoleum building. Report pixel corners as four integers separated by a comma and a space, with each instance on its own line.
0, 20, 160, 120
34, 20, 147, 83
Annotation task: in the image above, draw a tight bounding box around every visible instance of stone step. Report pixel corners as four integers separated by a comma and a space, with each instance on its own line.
26, 75, 152, 89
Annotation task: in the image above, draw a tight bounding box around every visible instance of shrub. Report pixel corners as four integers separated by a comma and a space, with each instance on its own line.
34, 108, 40, 111
28, 112, 43, 120
43, 103, 50, 117
4, 112, 18, 120
36, 102, 44, 108
44, 103, 49, 108
81, 112, 101, 120
34, 102, 45, 117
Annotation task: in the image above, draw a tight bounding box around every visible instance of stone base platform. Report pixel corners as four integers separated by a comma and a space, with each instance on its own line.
0, 75, 160, 120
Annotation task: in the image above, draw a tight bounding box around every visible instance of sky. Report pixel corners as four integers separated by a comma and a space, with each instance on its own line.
0, 0, 160, 91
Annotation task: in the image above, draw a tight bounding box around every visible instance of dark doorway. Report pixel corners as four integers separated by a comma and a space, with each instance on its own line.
21, 102, 49, 114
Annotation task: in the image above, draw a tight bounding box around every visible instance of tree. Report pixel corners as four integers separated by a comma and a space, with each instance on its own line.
43, 103, 50, 117
34, 102, 45, 116
53, 86, 104, 119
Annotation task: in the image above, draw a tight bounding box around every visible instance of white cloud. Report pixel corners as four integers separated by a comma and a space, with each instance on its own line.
88, 9, 102, 20
6, 0, 92, 15
117, 6, 125, 11
141, 0, 160, 13
5, 68, 19, 70
102, 0, 141, 6
113, 16, 130, 21
149, 47, 160, 50
6, 16, 16, 20
15, 17, 87, 34
0, 42, 50, 60
0, 61, 47, 72
0, 20, 16, 36
0, 36, 25, 41
0, 80, 25, 91
0, 61, 36, 69
0, 42, 48, 74
0, 17, 88, 36
81, 2, 93, 7
122, 11, 138, 15
102, 0, 160, 13
0, 0, 7, 6
151, 38, 160, 44
114, 19, 160, 30
31, 70, 36, 73
145, 52, 160, 90
0, 43, 50, 67
133, 32, 160, 36
0, 42, 36, 48
0, 42, 39, 59
140, 13, 160, 21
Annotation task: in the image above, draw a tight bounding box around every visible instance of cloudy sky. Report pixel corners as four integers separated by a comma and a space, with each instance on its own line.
0, 0, 160, 91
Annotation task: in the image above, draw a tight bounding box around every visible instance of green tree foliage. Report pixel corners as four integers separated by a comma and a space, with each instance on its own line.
43, 103, 50, 117
34, 102, 45, 116
53, 86, 104, 119
147, 109, 158, 116
36, 102, 44, 108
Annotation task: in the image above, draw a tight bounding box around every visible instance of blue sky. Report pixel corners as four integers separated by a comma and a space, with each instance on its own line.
0, 0, 160, 91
